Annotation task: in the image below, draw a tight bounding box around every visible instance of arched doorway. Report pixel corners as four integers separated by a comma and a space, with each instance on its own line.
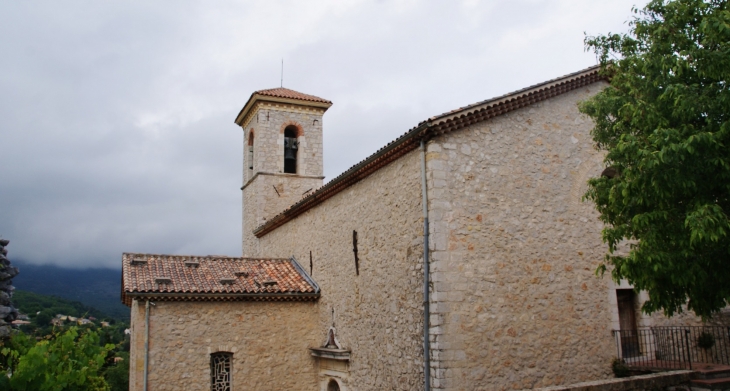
327, 379, 340, 391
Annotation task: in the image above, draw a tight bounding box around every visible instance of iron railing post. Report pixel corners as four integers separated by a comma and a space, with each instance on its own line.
684, 329, 692, 370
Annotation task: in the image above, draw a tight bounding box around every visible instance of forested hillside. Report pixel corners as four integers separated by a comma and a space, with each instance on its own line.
13, 290, 111, 322
11, 261, 129, 321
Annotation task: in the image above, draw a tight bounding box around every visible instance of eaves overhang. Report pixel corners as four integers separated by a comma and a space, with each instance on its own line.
234, 94, 333, 127
123, 291, 320, 306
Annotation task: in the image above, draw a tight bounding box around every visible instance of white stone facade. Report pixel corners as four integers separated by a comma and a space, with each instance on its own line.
255, 150, 427, 390
246, 83, 623, 390
128, 299, 321, 391
240, 101, 326, 256
242, 103, 326, 181
424, 84, 615, 389
128, 69, 726, 391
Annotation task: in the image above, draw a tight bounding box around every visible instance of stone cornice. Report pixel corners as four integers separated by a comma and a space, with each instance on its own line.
235, 95, 332, 128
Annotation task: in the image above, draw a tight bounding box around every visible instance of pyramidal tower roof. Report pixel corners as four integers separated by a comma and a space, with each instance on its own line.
235, 87, 332, 125
254, 87, 331, 104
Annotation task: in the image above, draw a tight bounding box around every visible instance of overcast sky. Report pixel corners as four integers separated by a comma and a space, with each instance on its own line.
0, 0, 646, 269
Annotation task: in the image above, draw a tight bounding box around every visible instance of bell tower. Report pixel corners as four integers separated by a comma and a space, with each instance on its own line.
235, 88, 332, 256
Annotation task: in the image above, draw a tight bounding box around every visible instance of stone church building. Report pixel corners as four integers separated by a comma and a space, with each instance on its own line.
122, 66, 705, 391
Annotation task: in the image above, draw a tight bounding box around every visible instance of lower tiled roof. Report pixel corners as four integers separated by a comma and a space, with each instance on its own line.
121, 253, 319, 306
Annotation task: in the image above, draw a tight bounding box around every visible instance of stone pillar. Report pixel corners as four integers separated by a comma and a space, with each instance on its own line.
0, 239, 19, 339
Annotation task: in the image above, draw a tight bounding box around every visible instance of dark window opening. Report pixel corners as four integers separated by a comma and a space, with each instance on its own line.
210, 352, 232, 391
327, 379, 341, 391
353, 230, 359, 275
248, 131, 254, 170
284, 126, 298, 173
616, 289, 640, 357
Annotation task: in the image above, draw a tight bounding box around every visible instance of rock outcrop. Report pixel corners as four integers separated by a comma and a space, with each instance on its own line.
0, 239, 19, 338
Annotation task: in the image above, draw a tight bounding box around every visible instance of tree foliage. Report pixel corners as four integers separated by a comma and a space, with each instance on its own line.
0, 327, 114, 391
580, 0, 730, 317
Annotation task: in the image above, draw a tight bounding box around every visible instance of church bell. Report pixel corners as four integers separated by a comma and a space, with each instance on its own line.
284, 137, 298, 160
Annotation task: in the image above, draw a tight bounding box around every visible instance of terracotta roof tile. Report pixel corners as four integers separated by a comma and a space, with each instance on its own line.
254, 87, 332, 104
121, 253, 319, 306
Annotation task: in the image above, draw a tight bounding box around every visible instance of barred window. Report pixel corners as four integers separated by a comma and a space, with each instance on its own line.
210, 352, 232, 391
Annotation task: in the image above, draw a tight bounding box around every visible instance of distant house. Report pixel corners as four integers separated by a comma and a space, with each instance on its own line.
100, 321, 110, 327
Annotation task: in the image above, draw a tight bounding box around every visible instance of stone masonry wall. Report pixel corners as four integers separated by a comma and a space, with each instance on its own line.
129, 299, 143, 391
236, 79, 725, 390
240, 102, 326, 257
425, 83, 616, 390
242, 103, 325, 183
253, 151, 427, 390
242, 173, 324, 257
128, 299, 320, 391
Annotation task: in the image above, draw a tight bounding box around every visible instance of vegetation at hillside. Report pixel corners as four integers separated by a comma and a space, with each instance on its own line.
12, 290, 128, 346
580, 0, 730, 317
1, 291, 129, 391
14, 290, 109, 320
11, 261, 129, 321
1, 327, 113, 391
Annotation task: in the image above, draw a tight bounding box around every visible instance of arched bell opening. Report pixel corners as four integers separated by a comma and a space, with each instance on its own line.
284, 125, 298, 174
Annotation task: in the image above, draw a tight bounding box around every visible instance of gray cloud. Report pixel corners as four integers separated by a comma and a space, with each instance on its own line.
0, 0, 644, 268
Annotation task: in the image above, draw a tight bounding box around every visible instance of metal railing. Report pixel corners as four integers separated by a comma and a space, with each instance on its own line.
613, 327, 730, 370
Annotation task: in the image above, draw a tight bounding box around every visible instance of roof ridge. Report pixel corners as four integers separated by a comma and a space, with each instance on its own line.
252, 65, 606, 237
428, 65, 601, 122
253, 87, 331, 103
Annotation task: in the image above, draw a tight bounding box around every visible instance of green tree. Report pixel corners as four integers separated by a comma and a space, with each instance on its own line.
102, 352, 129, 391
580, 0, 730, 317
34, 312, 52, 327
0, 327, 113, 391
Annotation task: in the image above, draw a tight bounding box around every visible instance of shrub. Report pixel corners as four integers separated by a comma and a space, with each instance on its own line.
612, 358, 630, 378
698, 332, 715, 350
